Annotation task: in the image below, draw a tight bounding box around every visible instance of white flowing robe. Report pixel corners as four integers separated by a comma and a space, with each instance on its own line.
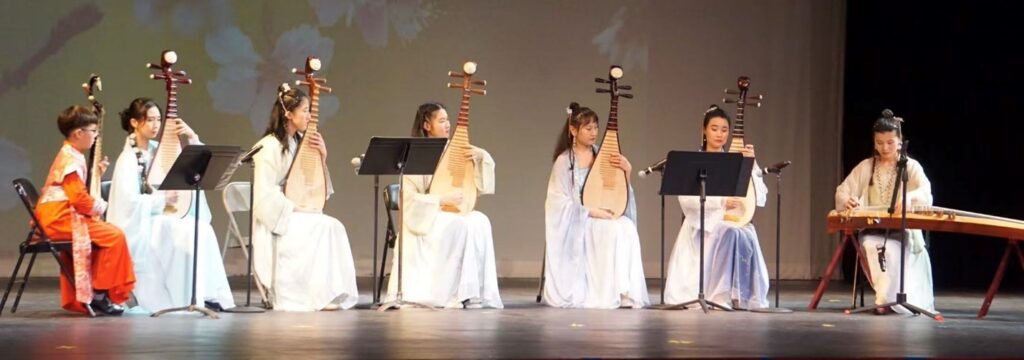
107, 137, 235, 312
664, 161, 770, 309
251, 135, 358, 311
835, 157, 935, 314
543, 151, 650, 309
383, 147, 503, 309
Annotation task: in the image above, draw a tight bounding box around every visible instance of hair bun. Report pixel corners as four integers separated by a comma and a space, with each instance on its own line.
569, 102, 580, 112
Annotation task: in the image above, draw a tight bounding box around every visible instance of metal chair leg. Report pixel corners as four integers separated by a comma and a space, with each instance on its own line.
0, 244, 29, 316
11, 252, 38, 313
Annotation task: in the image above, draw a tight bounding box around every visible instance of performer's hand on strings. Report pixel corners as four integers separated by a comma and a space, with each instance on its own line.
726, 198, 745, 211
165, 190, 179, 204
611, 154, 632, 180
98, 156, 109, 176
308, 132, 328, 160
170, 118, 200, 144
441, 191, 464, 206
466, 145, 485, 162
741, 144, 756, 158
589, 208, 614, 219
845, 197, 860, 210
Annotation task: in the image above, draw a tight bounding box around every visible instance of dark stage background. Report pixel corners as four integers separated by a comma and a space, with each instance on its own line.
843, 1, 1024, 289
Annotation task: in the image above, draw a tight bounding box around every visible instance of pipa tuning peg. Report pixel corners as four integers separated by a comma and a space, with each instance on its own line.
617, 85, 632, 90
472, 80, 486, 86
596, 88, 611, 93
620, 93, 634, 99
595, 77, 609, 84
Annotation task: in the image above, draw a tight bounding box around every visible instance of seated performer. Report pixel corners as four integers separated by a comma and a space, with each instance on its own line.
251, 87, 358, 311
543, 102, 649, 309
107, 98, 235, 313
383, 102, 503, 309
36, 105, 135, 315
835, 114, 935, 315
663, 104, 770, 310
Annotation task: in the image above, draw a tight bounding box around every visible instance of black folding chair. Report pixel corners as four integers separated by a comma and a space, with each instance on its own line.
375, 184, 400, 303
1, 178, 94, 317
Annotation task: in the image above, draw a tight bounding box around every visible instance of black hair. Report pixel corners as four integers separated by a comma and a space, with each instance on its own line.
57, 105, 99, 137
119, 97, 162, 133
701, 104, 731, 151
263, 87, 310, 153
411, 102, 446, 137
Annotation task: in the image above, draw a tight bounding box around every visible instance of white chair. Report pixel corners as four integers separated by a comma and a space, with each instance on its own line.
221, 181, 251, 261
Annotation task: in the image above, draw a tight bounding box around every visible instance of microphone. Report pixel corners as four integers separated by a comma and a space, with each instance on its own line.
351, 154, 365, 174
762, 160, 791, 174
637, 159, 667, 179
239, 144, 264, 164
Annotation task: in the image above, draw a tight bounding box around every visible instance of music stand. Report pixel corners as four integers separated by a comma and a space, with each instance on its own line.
152, 145, 243, 319
653, 150, 753, 314
356, 137, 447, 311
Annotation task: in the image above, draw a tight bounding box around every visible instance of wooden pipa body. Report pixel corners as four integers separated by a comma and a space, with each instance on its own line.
284, 56, 330, 213
429, 61, 486, 215
582, 66, 632, 218
145, 50, 193, 219
721, 76, 763, 227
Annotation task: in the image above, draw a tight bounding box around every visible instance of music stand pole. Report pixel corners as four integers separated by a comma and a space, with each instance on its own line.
752, 167, 792, 313
152, 175, 219, 318
225, 158, 265, 313
378, 141, 438, 312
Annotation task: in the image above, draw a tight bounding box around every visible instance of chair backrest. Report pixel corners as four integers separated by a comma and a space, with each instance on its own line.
383, 183, 400, 211
100, 180, 111, 202
222, 181, 251, 237
12, 178, 47, 238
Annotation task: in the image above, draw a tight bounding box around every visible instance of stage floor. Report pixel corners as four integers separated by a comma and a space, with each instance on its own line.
0, 278, 1022, 358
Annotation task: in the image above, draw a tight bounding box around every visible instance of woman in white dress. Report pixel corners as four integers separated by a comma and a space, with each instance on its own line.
543, 102, 649, 309
383, 102, 502, 309
835, 114, 934, 315
107, 97, 235, 312
251, 86, 358, 311
663, 104, 770, 310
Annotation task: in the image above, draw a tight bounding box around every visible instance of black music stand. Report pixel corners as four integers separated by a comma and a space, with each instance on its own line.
152, 145, 243, 319
357, 137, 447, 311
653, 150, 753, 313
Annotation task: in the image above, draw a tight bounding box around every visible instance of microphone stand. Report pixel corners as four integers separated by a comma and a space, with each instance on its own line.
225, 150, 265, 313
847, 141, 942, 321
752, 162, 792, 313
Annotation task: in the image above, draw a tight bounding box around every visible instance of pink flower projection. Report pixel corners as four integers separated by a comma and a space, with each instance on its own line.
133, 0, 232, 36
308, 0, 438, 47
205, 25, 341, 134
593, 6, 648, 73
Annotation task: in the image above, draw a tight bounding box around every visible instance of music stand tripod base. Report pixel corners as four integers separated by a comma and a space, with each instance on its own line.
223, 305, 265, 313
845, 293, 944, 321
152, 304, 220, 319
376, 294, 436, 311
750, 306, 793, 313
652, 296, 733, 314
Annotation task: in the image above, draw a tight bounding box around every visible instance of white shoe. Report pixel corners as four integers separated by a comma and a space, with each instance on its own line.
619, 293, 635, 308
321, 303, 340, 311
463, 298, 483, 309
